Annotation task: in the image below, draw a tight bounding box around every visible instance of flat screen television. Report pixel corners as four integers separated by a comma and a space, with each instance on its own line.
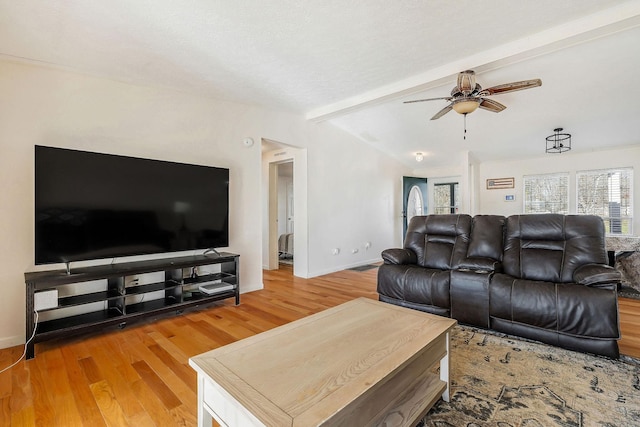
35, 145, 229, 265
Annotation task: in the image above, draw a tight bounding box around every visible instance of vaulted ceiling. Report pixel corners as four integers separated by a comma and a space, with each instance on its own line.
2, 1, 639, 167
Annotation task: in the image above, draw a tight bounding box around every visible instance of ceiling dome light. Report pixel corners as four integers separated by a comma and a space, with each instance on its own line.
452, 99, 480, 115
415, 152, 424, 162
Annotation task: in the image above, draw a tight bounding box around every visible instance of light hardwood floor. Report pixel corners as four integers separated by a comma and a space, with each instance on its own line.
619, 297, 640, 358
0, 265, 378, 426
1, 264, 638, 426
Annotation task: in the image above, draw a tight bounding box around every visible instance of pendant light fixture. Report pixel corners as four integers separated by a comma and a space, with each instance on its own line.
545, 128, 571, 153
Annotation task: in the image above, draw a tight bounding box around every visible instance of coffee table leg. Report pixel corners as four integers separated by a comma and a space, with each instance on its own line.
197, 374, 213, 427
440, 331, 450, 402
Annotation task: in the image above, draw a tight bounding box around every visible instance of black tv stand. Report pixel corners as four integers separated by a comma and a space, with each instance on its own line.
24, 252, 239, 359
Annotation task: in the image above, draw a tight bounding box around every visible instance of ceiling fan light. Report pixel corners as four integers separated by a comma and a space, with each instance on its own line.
452, 99, 480, 115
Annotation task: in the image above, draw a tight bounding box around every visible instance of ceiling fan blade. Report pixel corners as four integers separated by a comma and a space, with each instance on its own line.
431, 105, 453, 120
479, 79, 542, 96
478, 98, 507, 112
404, 96, 452, 104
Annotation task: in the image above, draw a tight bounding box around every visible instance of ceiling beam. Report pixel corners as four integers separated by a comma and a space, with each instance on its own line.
306, 2, 640, 122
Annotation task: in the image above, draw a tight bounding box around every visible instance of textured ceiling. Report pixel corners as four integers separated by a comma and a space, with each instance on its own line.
1, 0, 639, 167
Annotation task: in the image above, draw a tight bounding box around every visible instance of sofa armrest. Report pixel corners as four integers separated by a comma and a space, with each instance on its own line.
457, 257, 503, 273
573, 263, 621, 288
381, 248, 417, 265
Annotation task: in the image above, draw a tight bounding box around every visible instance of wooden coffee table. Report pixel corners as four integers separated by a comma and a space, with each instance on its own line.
189, 298, 456, 426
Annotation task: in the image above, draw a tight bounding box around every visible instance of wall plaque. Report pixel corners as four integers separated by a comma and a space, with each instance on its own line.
487, 177, 515, 189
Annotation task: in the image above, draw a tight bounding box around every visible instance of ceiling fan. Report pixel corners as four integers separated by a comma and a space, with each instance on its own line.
405, 70, 542, 120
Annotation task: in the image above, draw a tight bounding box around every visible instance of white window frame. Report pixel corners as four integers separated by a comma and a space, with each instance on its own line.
523, 172, 570, 214
576, 167, 633, 235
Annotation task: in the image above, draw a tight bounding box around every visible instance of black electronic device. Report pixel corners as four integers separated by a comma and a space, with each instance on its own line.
34, 145, 229, 265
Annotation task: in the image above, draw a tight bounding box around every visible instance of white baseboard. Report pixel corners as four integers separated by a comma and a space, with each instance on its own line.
308, 257, 382, 278
0, 335, 24, 350
240, 282, 263, 294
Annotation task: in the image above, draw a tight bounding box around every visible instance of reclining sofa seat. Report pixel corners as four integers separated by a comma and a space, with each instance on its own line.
377, 214, 472, 315
377, 213, 621, 358
491, 214, 620, 358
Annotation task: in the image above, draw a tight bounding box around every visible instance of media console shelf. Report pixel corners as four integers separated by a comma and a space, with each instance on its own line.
24, 252, 239, 359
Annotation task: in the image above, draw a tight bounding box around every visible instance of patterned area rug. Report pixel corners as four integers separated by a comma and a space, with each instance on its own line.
420, 326, 640, 426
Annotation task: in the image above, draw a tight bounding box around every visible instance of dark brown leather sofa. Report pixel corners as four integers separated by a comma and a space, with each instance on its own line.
377, 214, 621, 358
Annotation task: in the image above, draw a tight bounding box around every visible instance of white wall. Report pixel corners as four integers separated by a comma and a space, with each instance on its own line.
478, 146, 640, 233
306, 122, 409, 276
0, 60, 408, 349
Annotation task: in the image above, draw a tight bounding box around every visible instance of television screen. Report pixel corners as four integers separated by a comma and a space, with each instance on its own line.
35, 146, 229, 265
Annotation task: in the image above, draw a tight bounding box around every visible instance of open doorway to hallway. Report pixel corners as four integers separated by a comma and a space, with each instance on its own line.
262, 138, 307, 277
276, 161, 294, 268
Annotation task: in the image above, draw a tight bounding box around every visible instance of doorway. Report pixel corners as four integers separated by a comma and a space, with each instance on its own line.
402, 176, 427, 240
262, 139, 305, 274
276, 161, 294, 267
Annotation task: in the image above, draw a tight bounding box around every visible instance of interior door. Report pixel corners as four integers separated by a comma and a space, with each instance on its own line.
286, 181, 294, 233
403, 176, 428, 240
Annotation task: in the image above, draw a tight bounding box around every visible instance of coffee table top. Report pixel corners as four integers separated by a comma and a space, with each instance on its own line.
189, 297, 456, 426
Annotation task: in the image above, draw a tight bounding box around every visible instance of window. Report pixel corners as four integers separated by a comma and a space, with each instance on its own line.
407, 185, 425, 224
434, 183, 459, 214
577, 168, 633, 235
523, 173, 569, 214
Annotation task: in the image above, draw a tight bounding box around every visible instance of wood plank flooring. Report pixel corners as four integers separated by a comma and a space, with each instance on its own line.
1, 264, 638, 426
0, 265, 378, 427
619, 297, 640, 358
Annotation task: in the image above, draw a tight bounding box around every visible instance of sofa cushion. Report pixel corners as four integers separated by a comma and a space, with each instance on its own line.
404, 267, 450, 308
490, 273, 619, 339
377, 264, 450, 310
503, 214, 608, 282
404, 214, 472, 270
467, 215, 505, 260
490, 274, 558, 331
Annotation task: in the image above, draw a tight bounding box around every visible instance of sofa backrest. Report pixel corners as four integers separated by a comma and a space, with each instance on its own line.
404, 214, 472, 269
468, 215, 506, 261
503, 214, 608, 282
